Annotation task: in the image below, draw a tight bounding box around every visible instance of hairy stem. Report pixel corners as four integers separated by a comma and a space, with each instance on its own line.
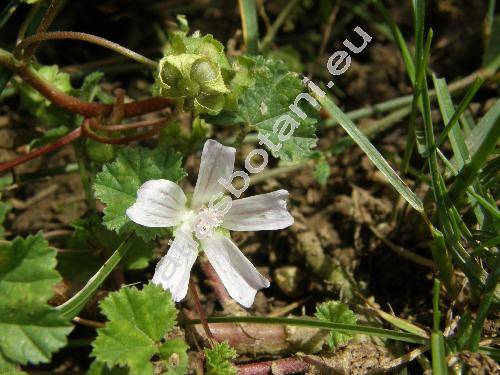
0, 48, 171, 118
15, 31, 157, 68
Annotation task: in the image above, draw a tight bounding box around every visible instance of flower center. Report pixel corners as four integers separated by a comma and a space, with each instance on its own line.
192, 207, 222, 240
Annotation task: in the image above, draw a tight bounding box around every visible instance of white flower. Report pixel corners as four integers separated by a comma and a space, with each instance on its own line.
126, 140, 294, 307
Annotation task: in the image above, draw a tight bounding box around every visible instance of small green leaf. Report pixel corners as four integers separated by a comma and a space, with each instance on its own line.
315, 301, 357, 349
18, 65, 72, 107
204, 342, 237, 375
92, 284, 178, 375
17, 65, 74, 128
313, 159, 330, 186
94, 147, 186, 242
0, 234, 73, 365
234, 56, 318, 161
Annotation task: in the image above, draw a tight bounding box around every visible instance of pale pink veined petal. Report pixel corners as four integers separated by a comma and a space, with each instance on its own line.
201, 233, 269, 308
192, 140, 235, 209
152, 227, 198, 302
126, 179, 186, 228
222, 190, 294, 231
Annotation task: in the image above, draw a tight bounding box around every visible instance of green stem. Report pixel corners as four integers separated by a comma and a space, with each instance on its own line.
468, 253, 500, 351
182, 316, 428, 344
260, 0, 301, 50
431, 331, 448, 374
56, 233, 134, 319
448, 101, 500, 201
322, 68, 498, 129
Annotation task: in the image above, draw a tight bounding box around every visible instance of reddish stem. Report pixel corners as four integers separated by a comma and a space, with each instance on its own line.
237, 357, 310, 375
83, 118, 166, 145
0, 127, 82, 173
15, 64, 171, 118
189, 278, 216, 347
200, 260, 234, 309
92, 117, 168, 132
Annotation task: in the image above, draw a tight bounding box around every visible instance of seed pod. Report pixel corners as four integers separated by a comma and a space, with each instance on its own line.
155, 29, 232, 115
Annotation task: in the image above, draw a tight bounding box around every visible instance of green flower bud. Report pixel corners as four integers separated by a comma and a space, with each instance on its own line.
155, 27, 233, 115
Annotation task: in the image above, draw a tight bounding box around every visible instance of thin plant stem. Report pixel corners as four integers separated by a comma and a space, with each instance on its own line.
261, 0, 301, 50
468, 253, 500, 351
15, 31, 158, 68
0, 48, 171, 118
189, 278, 215, 347
72, 316, 104, 329
309, 0, 342, 78
182, 316, 429, 344
82, 118, 167, 144
0, 127, 82, 173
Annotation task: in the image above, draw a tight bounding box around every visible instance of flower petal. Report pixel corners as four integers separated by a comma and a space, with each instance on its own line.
126, 179, 186, 228
152, 227, 198, 302
201, 233, 269, 308
222, 190, 294, 231
192, 140, 235, 209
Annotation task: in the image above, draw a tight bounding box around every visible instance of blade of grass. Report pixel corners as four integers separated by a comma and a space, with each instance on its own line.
483, 0, 499, 67
260, 0, 301, 50
0, 1, 52, 95
449, 100, 500, 202
371, 0, 415, 83
0, 0, 19, 29
468, 253, 500, 351
411, 28, 434, 157
433, 75, 498, 231
56, 233, 134, 319
330, 106, 412, 155
436, 77, 484, 148
479, 346, 500, 361
317, 94, 424, 213
432, 75, 470, 168
401, 0, 427, 172
423, 63, 496, 298
183, 316, 428, 344
364, 298, 429, 338
429, 229, 455, 295
238, 0, 259, 54
431, 279, 448, 374
437, 145, 499, 225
